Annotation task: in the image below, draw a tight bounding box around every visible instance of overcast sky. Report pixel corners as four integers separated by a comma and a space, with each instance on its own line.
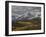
12, 6, 41, 16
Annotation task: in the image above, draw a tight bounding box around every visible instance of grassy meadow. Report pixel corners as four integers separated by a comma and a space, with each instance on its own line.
12, 17, 41, 31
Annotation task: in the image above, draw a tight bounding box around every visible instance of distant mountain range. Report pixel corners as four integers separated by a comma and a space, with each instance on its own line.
12, 12, 41, 21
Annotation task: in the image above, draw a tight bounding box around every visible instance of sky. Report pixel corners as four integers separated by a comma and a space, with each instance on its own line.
12, 5, 41, 18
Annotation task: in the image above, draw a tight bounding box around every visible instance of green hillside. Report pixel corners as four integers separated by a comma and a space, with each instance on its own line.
12, 17, 41, 31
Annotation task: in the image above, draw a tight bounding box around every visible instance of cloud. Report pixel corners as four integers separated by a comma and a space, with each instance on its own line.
12, 6, 41, 18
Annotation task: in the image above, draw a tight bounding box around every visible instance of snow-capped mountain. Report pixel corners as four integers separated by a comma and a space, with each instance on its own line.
12, 11, 41, 21
12, 6, 41, 21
